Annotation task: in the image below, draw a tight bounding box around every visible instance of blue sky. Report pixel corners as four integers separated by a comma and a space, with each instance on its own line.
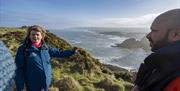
0, 0, 179, 29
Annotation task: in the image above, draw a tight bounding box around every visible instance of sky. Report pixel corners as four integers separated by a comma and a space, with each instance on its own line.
0, 0, 179, 29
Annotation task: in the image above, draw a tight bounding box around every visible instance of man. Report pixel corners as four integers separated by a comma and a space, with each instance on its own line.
132, 9, 180, 91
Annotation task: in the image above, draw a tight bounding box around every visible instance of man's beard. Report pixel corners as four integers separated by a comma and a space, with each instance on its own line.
150, 32, 170, 52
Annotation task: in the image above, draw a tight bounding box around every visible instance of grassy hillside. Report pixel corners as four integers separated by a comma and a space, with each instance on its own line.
0, 27, 133, 91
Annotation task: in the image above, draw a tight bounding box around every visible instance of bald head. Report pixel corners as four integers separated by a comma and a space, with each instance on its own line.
147, 9, 180, 51
152, 9, 180, 31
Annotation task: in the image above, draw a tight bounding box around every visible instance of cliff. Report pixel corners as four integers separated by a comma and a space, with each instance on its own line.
0, 27, 134, 91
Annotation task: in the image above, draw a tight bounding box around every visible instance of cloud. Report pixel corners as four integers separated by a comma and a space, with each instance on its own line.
46, 13, 159, 29
85, 13, 160, 28
0, 10, 160, 29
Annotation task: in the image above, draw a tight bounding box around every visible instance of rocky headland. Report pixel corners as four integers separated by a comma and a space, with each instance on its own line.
112, 37, 150, 51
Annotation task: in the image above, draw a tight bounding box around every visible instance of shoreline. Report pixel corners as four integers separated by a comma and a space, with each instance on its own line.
102, 63, 137, 73
103, 63, 137, 83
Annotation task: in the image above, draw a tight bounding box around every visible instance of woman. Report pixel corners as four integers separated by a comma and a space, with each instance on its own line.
15, 25, 78, 91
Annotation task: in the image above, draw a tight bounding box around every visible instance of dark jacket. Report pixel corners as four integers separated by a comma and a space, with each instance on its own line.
135, 40, 180, 91
15, 42, 76, 91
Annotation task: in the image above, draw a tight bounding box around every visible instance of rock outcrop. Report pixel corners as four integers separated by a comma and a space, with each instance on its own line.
112, 37, 150, 51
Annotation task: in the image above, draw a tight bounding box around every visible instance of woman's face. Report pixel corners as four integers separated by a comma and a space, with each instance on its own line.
30, 30, 43, 43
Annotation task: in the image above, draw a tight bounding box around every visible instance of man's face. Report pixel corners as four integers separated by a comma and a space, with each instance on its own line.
146, 24, 169, 51
30, 30, 43, 43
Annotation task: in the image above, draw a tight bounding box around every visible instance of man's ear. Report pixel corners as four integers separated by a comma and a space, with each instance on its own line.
171, 30, 180, 42
176, 29, 180, 40
169, 29, 180, 42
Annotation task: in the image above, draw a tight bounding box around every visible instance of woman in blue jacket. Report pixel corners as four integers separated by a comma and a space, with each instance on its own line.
15, 25, 78, 91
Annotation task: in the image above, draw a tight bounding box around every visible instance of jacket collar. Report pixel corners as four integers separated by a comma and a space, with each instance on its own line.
144, 40, 180, 71
154, 40, 180, 55
25, 41, 48, 51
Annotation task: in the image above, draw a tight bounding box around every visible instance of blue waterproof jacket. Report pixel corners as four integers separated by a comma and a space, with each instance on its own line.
15, 42, 75, 91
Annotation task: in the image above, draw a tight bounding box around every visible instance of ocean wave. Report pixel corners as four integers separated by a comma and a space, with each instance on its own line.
69, 39, 81, 44
66, 28, 98, 34
111, 48, 150, 70
96, 56, 121, 63
94, 48, 150, 70
96, 56, 135, 71
108, 36, 127, 43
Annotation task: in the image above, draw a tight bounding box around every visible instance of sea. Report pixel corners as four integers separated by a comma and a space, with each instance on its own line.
51, 27, 151, 71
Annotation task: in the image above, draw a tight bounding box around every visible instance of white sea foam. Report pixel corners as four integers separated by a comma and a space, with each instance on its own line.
109, 36, 127, 43
70, 39, 81, 44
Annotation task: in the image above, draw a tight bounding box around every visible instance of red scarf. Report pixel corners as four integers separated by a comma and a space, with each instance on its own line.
32, 41, 42, 48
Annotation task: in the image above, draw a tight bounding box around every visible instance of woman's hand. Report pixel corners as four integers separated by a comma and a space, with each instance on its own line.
73, 47, 80, 53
